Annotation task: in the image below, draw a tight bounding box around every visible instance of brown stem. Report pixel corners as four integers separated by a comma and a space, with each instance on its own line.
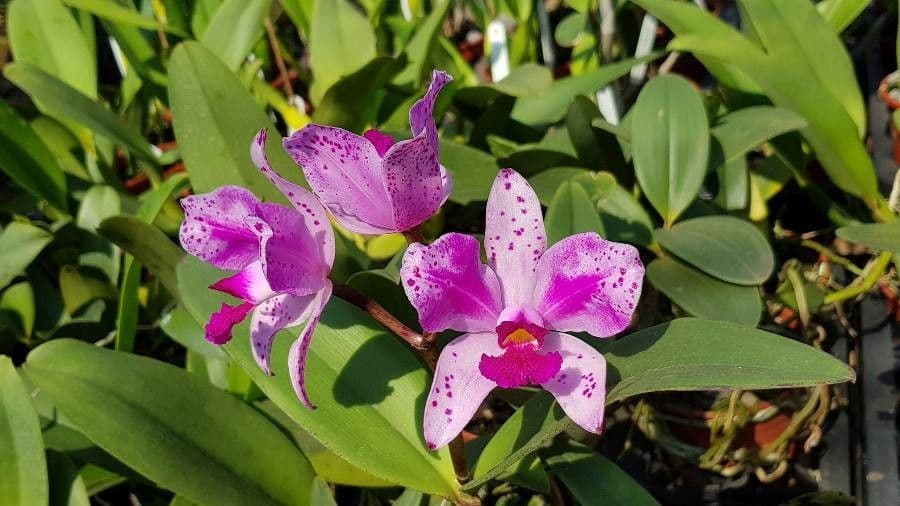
331, 282, 427, 350
449, 435, 471, 484
264, 16, 294, 99
402, 226, 427, 245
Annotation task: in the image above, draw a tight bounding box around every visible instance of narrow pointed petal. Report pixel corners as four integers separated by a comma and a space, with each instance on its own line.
485, 169, 546, 305
363, 129, 395, 157
179, 186, 259, 270
283, 125, 395, 233
439, 164, 453, 205
539, 332, 607, 434
249, 292, 316, 375
288, 281, 332, 409
381, 136, 444, 231
209, 261, 275, 304
424, 332, 499, 450
251, 129, 335, 267
534, 233, 643, 338
246, 203, 328, 296
478, 345, 562, 389
205, 301, 253, 345
401, 233, 503, 333
409, 70, 453, 154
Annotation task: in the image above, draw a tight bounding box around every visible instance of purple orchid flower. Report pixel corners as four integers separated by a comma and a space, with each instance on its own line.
281, 70, 453, 235
178, 129, 335, 408
400, 169, 644, 449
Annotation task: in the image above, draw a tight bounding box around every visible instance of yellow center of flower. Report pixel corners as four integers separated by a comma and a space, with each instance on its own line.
503, 328, 536, 346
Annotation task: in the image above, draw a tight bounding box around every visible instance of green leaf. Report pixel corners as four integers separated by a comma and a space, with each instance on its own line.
545, 181, 604, 245
0, 101, 68, 211
654, 216, 774, 285
491, 64, 553, 98
63, 0, 189, 36
24, 339, 316, 505
566, 96, 627, 176
555, 12, 586, 47
7, 0, 96, 98
98, 216, 184, 297
715, 158, 749, 211
393, 0, 452, 86
817, 0, 868, 32
836, 223, 900, 253
161, 306, 229, 360
280, 0, 314, 35
200, 0, 272, 71
439, 140, 500, 204
630, 74, 709, 225
647, 257, 761, 326
309, 477, 338, 506
528, 167, 592, 205
309, 0, 377, 103
0, 357, 48, 506
544, 441, 658, 506
394, 488, 427, 506
0, 221, 53, 289
46, 450, 91, 506
0, 282, 36, 338
176, 256, 461, 498
312, 56, 406, 132
58, 265, 116, 314
511, 54, 661, 125
709, 106, 806, 168
76, 185, 121, 232
168, 41, 298, 201
3, 63, 158, 162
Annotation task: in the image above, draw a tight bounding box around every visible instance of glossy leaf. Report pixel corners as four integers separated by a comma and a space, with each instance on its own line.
545, 181, 604, 245
200, 0, 272, 70
3, 63, 157, 162
76, 185, 121, 232
0, 222, 53, 289
709, 106, 806, 169
309, 477, 338, 506
654, 216, 774, 285
46, 450, 91, 506
176, 257, 461, 499
309, 0, 376, 103
161, 306, 229, 360
0, 282, 36, 338
98, 216, 184, 296
631, 74, 709, 225
836, 223, 900, 253
168, 41, 298, 201
58, 265, 116, 314
64, 0, 189, 36
0, 357, 48, 506
0, 101, 68, 211
439, 139, 500, 204
817, 0, 868, 32
545, 441, 658, 506
23, 339, 315, 505
647, 257, 761, 326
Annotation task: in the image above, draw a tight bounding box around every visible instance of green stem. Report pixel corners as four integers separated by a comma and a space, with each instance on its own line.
800, 239, 864, 276
823, 251, 892, 304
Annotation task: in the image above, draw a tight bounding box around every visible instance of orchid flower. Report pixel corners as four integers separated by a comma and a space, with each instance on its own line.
178, 129, 335, 408
282, 70, 453, 235
401, 169, 644, 449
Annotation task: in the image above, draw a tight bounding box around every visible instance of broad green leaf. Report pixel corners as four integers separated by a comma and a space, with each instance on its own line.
647, 257, 761, 326
168, 41, 297, 201
0, 221, 53, 289
161, 306, 229, 360
630, 74, 709, 225
394, 488, 427, 506
98, 216, 184, 296
30, 116, 90, 180
529, 167, 592, 205
309, 0, 377, 103
491, 63, 553, 98
577, 171, 655, 247
309, 477, 338, 506
200, 0, 272, 70
512, 54, 660, 125
393, 0, 452, 86
58, 265, 116, 314
836, 223, 900, 253
190, 0, 224, 35
0, 101, 68, 211
7, 0, 96, 98
76, 185, 121, 232
64, 0, 189, 36
312, 56, 406, 132
566, 96, 627, 176
24, 339, 315, 505
3, 63, 158, 162
715, 158, 748, 211
176, 257, 460, 499
545, 181, 604, 245
501, 453, 549, 493
439, 140, 500, 204
0, 357, 48, 506
817, 0, 868, 32
709, 106, 806, 168
280, 0, 314, 35
555, 12, 586, 47
0, 282, 36, 338
79, 465, 125, 496
654, 216, 774, 285
46, 450, 91, 506
544, 441, 658, 506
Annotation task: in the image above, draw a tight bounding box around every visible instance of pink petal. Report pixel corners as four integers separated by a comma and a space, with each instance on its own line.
439, 164, 453, 204
179, 186, 260, 270
249, 292, 316, 375
288, 281, 332, 409
246, 203, 329, 297
283, 125, 395, 233
539, 332, 607, 434
424, 332, 499, 450
209, 261, 275, 305
534, 233, 643, 338
401, 233, 502, 333
205, 301, 253, 345
409, 70, 453, 155
363, 129, 395, 157
251, 129, 335, 268
381, 135, 444, 232
484, 169, 546, 306
478, 345, 562, 389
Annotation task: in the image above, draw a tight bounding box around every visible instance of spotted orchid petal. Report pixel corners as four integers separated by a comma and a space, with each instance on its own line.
401, 233, 502, 333
424, 332, 500, 450
363, 130, 395, 157
484, 169, 546, 306
205, 301, 253, 345
251, 130, 335, 268
179, 186, 260, 270
534, 233, 643, 337
209, 261, 275, 305
410, 70, 452, 155
381, 135, 444, 231
539, 332, 607, 434
249, 292, 317, 376
288, 281, 332, 409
